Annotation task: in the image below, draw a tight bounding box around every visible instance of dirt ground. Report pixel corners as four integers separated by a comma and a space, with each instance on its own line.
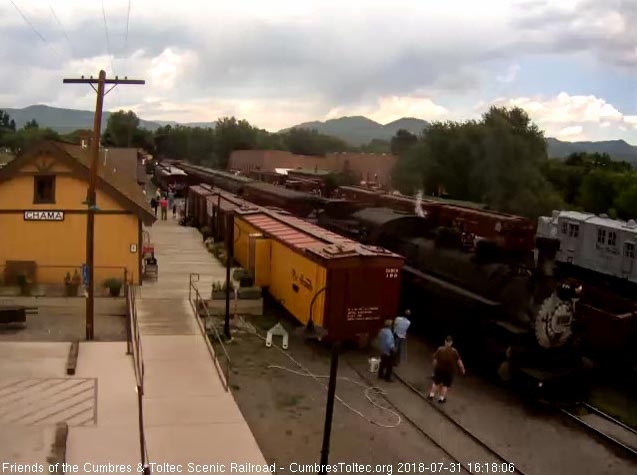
211, 312, 454, 469
0, 297, 127, 341
210, 308, 637, 475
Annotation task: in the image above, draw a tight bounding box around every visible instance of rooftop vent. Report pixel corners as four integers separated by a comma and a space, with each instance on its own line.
322, 244, 357, 256
627, 219, 637, 228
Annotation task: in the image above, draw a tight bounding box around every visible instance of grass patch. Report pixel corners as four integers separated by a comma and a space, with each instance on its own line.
275, 392, 305, 408
588, 387, 637, 430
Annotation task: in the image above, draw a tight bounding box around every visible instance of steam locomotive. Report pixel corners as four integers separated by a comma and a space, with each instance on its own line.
317, 204, 601, 396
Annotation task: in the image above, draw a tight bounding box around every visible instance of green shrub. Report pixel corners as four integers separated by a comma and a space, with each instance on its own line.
103, 278, 123, 290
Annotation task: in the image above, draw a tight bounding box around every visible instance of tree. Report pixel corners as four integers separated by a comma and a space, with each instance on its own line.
282, 128, 352, 156
390, 129, 418, 156
576, 170, 620, 215
360, 139, 390, 153
4, 126, 59, 154
24, 119, 39, 129
213, 117, 258, 168
391, 106, 562, 218
614, 180, 637, 219
103, 110, 141, 147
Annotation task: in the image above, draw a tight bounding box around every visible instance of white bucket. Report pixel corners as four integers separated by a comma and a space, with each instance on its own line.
368, 357, 380, 373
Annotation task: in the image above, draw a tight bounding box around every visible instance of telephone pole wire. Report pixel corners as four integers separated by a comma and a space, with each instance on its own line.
63, 71, 145, 340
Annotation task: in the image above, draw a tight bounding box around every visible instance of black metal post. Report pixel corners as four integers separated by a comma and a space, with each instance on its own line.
224, 211, 234, 339
216, 193, 221, 240
137, 384, 146, 469
319, 341, 340, 473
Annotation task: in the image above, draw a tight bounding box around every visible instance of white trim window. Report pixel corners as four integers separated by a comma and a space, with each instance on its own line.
597, 227, 606, 245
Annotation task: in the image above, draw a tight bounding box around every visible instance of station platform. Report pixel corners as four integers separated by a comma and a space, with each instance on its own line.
136, 217, 266, 466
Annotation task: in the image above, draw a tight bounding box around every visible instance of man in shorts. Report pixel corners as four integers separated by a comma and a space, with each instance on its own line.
428, 335, 465, 403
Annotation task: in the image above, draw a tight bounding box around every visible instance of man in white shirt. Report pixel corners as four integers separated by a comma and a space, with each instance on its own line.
393, 309, 411, 366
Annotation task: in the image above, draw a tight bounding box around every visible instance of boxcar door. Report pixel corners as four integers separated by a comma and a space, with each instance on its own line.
622, 241, 635, 277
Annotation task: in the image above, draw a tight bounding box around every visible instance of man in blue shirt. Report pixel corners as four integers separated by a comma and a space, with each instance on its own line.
378, 320, 395, 381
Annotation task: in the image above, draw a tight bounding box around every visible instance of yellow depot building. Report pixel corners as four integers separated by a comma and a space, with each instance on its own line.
0, 140, 155, 287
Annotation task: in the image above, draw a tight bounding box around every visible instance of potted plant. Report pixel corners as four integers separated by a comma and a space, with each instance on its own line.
211, 281, 229, 300
16, 274, 31, 296
64, 270, 81, 297
233, 269, 254, 288
237, 286, 262, 300
103, 277, 123, 297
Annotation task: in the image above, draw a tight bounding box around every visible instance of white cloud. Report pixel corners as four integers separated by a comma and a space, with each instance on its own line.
326, 96, 449, 124
492, 92, 632, 129
149, 48, 198, 90
488, 92, 637, 141
557, 125, 584, 140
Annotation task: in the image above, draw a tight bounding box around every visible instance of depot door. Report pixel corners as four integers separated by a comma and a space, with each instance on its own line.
622, 242, 635, 276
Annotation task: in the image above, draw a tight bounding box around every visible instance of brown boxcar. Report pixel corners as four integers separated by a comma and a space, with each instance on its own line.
187, 184, 216, 228
233, 207, 404, 341
242, 182, 320, 217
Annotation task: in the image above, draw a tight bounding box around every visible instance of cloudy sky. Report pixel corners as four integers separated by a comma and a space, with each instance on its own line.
1, 0, 636, 142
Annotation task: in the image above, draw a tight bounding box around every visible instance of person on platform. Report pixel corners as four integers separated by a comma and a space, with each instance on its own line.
150, 197, 158, 217
172, 203, 177, 219
168, 189, 175, 209
393, 309, 411, 366
160, 196, 168, 221
378, 320, 396, 382
428, 335, 465, 403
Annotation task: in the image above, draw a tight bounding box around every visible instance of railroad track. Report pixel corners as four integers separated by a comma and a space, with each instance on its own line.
346, 359, 526, 475
561, 402, 637, 459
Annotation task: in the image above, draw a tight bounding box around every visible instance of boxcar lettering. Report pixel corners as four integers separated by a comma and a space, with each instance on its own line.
385, 267, 399, 278
346, 306, 379, 321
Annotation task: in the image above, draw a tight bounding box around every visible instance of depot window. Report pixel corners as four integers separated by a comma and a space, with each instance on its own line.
626, 243, 635, 259
33, 175, 56, 204
607, 231, 617, 247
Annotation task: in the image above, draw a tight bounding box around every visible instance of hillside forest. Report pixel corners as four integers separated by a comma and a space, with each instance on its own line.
0, 106, 635, 220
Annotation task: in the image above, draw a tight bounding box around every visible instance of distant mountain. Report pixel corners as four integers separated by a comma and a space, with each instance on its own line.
287, 116, 637, 164
0, 105, 216, 134
282, 116, 430, 145
546, 138, 637, 164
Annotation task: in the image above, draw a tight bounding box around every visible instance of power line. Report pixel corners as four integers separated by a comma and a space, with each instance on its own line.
101, 0, 115, 73
124, 0, 132, 46
47, 2, 72, 53
9, 0, 64, 60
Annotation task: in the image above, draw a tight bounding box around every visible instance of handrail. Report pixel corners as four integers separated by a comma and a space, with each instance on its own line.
188, 273, 231, 391
126, 284, 150, 473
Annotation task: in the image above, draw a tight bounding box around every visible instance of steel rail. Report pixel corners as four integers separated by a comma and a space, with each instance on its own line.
346, 360, 526, 475
560, 403, 637, 459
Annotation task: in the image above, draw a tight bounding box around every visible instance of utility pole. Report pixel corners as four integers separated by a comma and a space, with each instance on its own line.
224, 211, 234, 340
63, 71, 144, 340
319, 341, 340, 473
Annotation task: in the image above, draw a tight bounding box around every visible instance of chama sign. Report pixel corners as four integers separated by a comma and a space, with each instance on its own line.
23, 211, 65, 221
